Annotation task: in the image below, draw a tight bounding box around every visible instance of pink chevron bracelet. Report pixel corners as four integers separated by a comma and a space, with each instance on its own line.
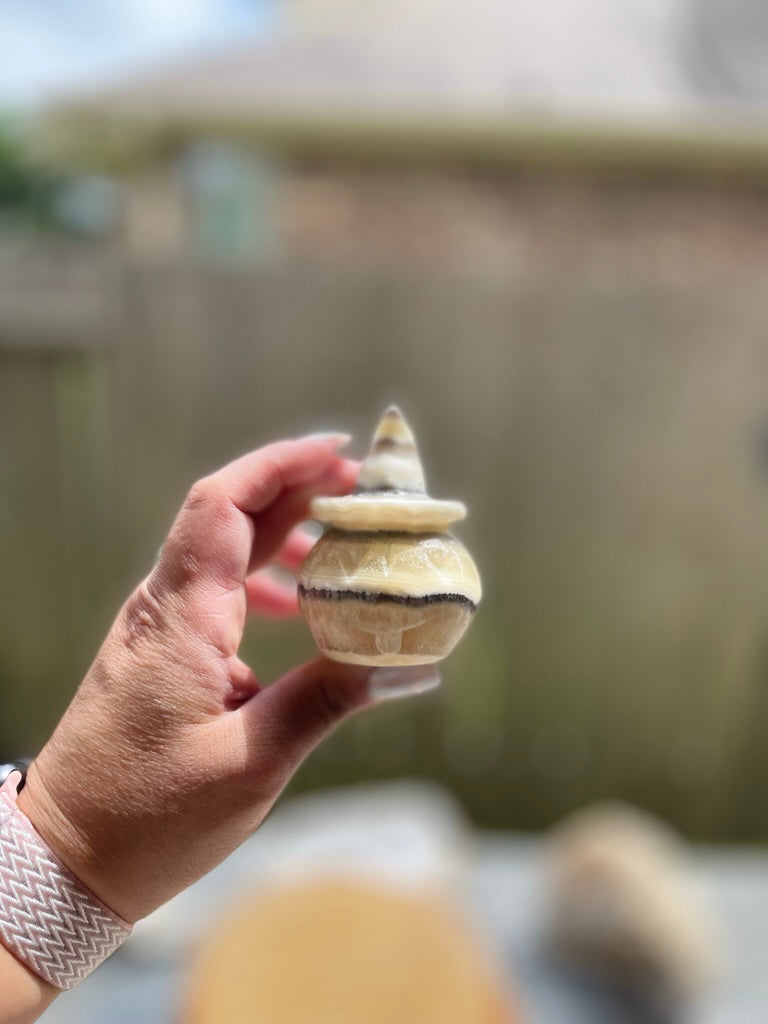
0, 774, 131, 990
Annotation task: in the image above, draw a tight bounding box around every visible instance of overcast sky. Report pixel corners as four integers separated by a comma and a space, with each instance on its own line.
0, 0, 272, 106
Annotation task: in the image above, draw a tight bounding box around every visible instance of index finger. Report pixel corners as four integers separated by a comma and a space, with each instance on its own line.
155, 434, 351, 597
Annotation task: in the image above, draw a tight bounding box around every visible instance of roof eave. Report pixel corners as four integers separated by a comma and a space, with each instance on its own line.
34, 106, 768, 182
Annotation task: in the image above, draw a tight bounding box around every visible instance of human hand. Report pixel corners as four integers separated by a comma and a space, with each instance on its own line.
17, 434, 437, 923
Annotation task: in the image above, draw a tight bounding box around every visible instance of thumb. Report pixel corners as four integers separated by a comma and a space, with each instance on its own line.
243, 658, 440, 782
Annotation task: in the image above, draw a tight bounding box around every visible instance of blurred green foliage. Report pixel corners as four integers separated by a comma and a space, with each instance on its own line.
0, 119, 58, 226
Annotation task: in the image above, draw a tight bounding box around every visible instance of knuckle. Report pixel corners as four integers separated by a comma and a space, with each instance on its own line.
167, 478, 244, 590
184, 478, 214, 512
121, 577, 167, 651
257, 451, 283, 491
159, 521, 201, 591
183, 478, 240, 534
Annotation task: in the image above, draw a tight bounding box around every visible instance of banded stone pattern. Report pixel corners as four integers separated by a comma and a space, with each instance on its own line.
356, 403, 426, 493
311, 406, 467, 532
0, 791, 131, 990
299, 529, 482, 604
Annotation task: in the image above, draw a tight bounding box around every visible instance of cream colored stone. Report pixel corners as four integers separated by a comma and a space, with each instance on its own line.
299, 406, 481, 666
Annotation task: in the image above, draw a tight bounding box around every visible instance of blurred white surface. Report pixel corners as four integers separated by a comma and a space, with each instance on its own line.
37, 783, 768, 1024
128, 781, 471, 960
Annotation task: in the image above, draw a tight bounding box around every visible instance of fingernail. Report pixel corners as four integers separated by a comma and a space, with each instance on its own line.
306, 431, 352, 450
368, 664, 442, 701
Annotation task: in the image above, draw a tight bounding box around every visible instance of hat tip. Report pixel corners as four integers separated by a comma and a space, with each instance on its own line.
359, 405, 425, 492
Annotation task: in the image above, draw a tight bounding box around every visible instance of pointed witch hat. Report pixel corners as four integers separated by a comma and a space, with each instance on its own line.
311, 406, 466, 533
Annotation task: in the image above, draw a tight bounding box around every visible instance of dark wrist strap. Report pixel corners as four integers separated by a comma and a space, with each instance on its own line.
0, 759, 31, 792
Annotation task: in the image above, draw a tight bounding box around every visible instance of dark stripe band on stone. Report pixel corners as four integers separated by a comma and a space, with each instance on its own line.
353, 485, 424, 495
298, 585, 476, 610
368, 437, 417, 453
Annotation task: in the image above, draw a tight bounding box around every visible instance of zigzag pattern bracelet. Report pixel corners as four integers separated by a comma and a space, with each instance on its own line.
0, 776, 131, 990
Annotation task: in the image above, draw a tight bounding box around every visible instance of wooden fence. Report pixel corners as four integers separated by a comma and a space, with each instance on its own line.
1, 241, 767, 840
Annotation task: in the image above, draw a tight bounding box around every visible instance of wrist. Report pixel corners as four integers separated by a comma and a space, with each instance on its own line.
15, 766, 112, 913
16, 761, 143, 926
0, 940, 59, 1024
17, 747, 186, 924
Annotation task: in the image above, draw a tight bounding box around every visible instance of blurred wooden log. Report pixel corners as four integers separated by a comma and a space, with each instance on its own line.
182, 879, 519, 1024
